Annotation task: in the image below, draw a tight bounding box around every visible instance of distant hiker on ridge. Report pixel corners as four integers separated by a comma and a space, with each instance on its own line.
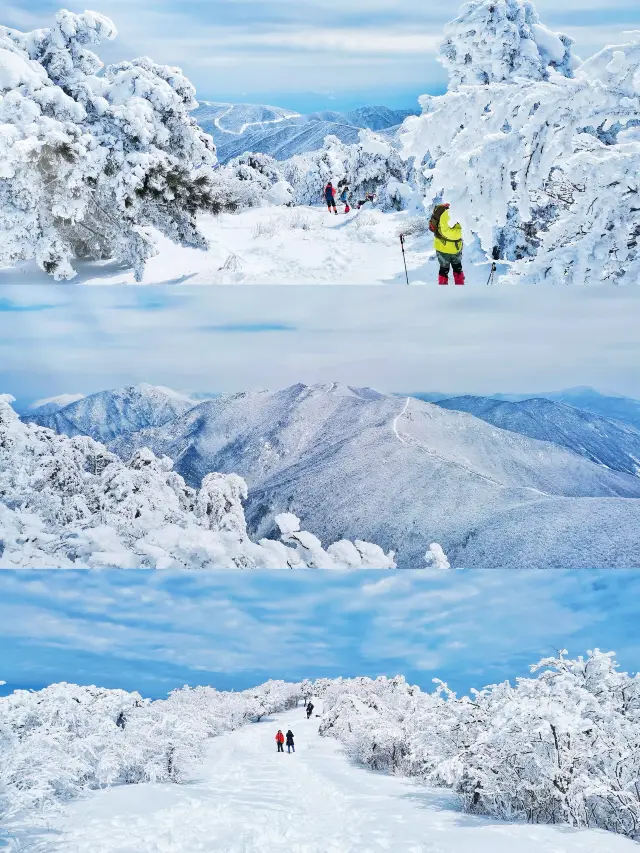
324, 181, 338, 214
306, 701, 314, 719
276, 729, 285, 752
429, 202, 465, 285
286, 729, 295, 753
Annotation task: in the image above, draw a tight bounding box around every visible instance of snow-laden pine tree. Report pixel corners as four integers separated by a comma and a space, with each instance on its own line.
439, 0, 580, 87
399, 0, 640, 285
0, 9, 223, 280
0, 394, 395, 568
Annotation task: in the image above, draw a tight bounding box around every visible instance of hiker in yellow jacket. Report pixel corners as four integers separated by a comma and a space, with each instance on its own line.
430, 203, 465, 285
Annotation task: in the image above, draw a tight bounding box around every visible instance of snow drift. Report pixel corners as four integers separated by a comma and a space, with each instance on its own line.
0, 395, 395, 568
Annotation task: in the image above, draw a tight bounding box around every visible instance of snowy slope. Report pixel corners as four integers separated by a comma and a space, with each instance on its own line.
24, 384, 197, 443
536, 388, 640, 433
194, 101, 417, 162
24, 703, 639, 853
106, 383, 640, 568
436, 395, 640, 477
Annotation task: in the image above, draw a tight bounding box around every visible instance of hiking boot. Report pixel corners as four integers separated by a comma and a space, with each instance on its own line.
438, 274, 449, 285
453, 271, 465, 285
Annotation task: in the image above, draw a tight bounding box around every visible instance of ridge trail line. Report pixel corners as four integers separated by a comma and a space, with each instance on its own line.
34, 703, 637, 853
391, 398, 548, 495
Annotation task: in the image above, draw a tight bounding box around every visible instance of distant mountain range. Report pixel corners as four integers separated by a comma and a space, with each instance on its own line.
194, 102, 418, 163
23, 382, 640, 569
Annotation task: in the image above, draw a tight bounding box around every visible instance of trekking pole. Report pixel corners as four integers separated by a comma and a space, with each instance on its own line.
486, 261, 497, 286
399, 234, 410, 285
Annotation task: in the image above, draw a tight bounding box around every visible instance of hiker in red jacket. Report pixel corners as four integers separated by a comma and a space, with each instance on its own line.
276, 729, 285, 752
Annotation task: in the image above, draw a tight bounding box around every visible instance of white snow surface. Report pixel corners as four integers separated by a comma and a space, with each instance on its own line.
0, 206, 484, 285
20, 702, 639, 853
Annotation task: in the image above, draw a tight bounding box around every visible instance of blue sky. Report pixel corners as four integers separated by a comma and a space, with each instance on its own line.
3, 0, 638, 111
1, 284, 640, 408
1, 570, 638, 699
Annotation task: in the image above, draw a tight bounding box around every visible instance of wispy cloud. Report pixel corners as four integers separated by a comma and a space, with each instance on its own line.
198, 323, 297, 333
1, 571, 638, 699
0, 298, 62, 312
1, 284, 640, 407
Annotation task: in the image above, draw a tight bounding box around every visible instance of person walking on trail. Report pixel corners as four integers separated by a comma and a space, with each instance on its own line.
276, 730, 285, 752
430, 202, 465, 285
324, 182, 338, 214
339, 185, 350, 214
306, 701, 314, 719
286, 730, 295, 753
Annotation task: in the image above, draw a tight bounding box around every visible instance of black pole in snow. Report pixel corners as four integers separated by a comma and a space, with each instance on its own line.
399, 234, 410, 285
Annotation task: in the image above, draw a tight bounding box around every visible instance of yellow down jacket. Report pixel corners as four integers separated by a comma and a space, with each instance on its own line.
434, 208, 463, 254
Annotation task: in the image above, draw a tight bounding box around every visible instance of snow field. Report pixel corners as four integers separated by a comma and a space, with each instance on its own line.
0, 205, 492, 286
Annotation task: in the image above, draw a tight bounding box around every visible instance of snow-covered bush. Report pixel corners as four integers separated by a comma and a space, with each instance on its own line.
318, 650, 640, 839
0, 9, 224, 280
0, 679, 303, 823
399, 0, 640, 285
0, 395, 395, 568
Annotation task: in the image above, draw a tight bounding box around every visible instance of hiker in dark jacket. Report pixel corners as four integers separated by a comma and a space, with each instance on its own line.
324, 181, 338, 214
306, 701, 314, 719
286, 729, 295, 753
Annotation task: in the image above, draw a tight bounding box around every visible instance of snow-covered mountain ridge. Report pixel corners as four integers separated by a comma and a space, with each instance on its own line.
194, 102, 417, 162
23, 382, 640, 569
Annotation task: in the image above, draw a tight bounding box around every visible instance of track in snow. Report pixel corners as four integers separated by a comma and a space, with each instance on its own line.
21, 703, 639, 853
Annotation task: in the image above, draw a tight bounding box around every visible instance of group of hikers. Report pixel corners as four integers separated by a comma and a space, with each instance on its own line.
274, 701, 315, 754
322, 180, 465, 284
323, 181, 375, 215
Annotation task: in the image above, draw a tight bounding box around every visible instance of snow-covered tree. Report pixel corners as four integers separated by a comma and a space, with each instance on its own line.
0, 9, 225, 280
439, 0, 580, 88
399, 2, 640, 285
0, 395, 396, 568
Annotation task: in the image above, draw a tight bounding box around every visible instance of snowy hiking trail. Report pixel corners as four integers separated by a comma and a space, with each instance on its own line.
22, 704, 639, 853
0, 206, 501, 286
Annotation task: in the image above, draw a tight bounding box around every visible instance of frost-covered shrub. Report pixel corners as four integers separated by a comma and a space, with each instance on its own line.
0, 9, 223, 280
318, 650, 640, 839
0, 395, 395, 568
0, 679, 303, 823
